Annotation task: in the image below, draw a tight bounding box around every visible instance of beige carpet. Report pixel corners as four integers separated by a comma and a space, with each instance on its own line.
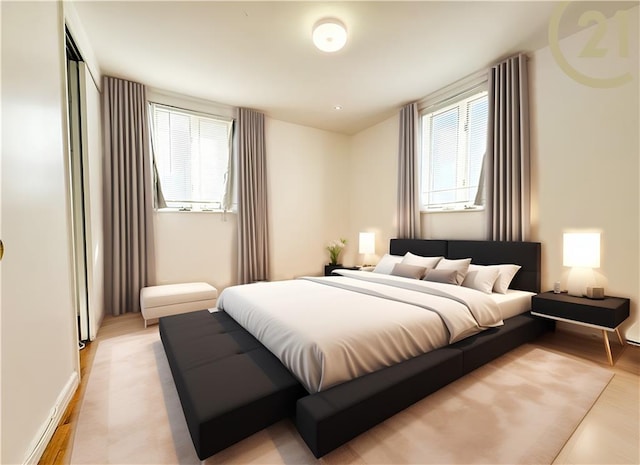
71, 327, 613, 465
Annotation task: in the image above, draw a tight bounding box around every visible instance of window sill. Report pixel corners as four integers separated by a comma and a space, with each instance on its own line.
421, 206, 485, 214
155, 207, 235, 214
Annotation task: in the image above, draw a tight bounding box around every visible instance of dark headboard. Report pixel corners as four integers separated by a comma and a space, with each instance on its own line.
389, 239, 541, 293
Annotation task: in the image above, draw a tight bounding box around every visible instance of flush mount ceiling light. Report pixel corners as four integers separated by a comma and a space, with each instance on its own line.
312, 18, 347, 52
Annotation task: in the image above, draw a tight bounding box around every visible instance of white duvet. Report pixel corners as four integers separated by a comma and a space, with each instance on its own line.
217, 271, 503, 393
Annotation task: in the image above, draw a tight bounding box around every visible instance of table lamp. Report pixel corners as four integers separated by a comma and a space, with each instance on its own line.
359, 232, 375, 267
563, 232, 600, 297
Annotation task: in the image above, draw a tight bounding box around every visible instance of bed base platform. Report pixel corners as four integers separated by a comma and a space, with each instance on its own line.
296, 313, 551, 457
160, 310, 551, 460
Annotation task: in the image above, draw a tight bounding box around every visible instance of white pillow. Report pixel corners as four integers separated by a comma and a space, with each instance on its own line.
492, 264, 522, 294
373, 254, 403, 274
401, 252, 443, 269
435, 258, 471, 285
462, 264, 501, 294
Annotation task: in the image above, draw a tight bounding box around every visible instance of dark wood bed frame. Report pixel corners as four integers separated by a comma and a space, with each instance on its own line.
160, 239, 551, 460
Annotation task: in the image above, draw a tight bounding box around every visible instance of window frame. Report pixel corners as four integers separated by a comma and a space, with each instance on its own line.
418, 80, 488, 213
149, 102, 235, 213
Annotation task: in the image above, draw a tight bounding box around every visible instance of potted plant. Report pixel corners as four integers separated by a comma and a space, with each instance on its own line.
325, 238, 347, 276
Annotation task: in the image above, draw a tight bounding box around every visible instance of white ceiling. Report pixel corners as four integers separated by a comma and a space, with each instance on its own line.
71, 1, 635, 135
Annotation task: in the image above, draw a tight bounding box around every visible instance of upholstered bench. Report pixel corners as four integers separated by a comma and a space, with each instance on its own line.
159, 310, 306, 460
140, 282, 217, 327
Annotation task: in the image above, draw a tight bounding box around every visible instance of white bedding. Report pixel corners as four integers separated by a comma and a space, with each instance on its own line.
217, 271, 504, 393
339, 269, 534, 319
490, 289, 535, 319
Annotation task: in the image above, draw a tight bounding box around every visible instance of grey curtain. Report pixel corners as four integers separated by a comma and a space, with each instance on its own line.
147, 107, 167, 209
397, 102, 421, 238
103, 76, 156, 315
237, 108, 269, 284
486, 54, 530, 241
221, 120, 235, 212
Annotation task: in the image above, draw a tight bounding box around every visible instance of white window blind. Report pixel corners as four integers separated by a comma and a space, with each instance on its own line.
420, 90, 488, 210
151, 103, 233, 210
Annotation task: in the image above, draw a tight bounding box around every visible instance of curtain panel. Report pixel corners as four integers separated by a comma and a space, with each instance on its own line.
147, 108, 167, 209
486, 54, 531, 241
103, 76, 156, 315
237, 108, 270, 284
397, 102, 421, 239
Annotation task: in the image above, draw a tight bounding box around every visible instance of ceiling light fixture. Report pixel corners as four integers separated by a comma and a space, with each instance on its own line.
312, 18, 347, 52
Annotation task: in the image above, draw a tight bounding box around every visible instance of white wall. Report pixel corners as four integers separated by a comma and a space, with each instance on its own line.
422, 210, 486, 241
346, 111, 488, 267
346, 6, 639, 341
1, 2, 79, 463
267, 119, 350, 280
155, 211, 237, 290
154, 116, 350, 289
345, 115, 398, 266
530, 6, 639, 341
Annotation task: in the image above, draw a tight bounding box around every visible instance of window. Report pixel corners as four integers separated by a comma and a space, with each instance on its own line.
420, 90, 488, 211
151, 103, 233, 211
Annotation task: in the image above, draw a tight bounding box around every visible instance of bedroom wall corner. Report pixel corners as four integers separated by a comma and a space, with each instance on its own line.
266, 118, 350, 280
346, 115, 399, 266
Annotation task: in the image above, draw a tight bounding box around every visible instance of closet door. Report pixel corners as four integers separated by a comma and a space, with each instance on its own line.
79, 62, 104, 341
66, 57, 91, 343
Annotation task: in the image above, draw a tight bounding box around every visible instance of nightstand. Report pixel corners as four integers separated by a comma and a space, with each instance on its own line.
324, 265, 359, 276
531, 291, 630, 365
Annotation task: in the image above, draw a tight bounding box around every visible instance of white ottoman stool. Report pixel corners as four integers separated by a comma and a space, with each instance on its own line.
140, 282, 218, 327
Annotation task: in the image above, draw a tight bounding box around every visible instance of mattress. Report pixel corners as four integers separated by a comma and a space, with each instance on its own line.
217, 272, 503, 393
490, 289, 535, 319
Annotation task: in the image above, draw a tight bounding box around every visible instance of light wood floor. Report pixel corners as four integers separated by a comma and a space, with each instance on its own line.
38, 313, 147, 465
39, 313, 639, 464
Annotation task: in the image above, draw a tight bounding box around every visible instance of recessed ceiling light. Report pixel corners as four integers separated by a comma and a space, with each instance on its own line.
312, 18, 347, 53
334, 105, 343, 111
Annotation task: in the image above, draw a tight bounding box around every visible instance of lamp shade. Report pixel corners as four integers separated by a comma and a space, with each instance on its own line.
563, 233, 600, 268
359, 232, 375, 255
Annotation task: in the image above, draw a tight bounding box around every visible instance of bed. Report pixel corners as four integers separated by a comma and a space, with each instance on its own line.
159, 239, 551, 460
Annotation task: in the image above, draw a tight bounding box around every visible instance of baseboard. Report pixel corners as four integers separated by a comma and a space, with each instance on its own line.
23, 371, 79, 465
